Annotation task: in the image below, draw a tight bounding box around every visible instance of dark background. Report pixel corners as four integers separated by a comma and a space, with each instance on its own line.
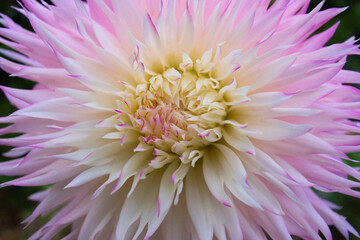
0, 0, 359, 239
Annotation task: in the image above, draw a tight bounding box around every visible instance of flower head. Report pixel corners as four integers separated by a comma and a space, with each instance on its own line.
0, 0, 360, 239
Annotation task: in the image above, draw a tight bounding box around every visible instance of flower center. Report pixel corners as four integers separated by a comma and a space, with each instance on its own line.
134, 103, 189, 141
114, 49, 249, 166
134, 63, 218, 152
138, 54, 227, 120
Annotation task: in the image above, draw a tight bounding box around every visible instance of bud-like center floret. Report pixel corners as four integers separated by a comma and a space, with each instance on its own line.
115, 50, 249, 163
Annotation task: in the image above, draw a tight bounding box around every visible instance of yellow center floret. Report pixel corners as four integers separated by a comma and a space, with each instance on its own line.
114, 50, 250, 168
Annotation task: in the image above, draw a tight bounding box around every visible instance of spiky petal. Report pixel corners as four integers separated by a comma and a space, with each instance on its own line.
0, 0, 359, 239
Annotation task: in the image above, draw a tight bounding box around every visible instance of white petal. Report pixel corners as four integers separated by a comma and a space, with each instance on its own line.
203, 150, 233, 207
112, 150, 152, 193
247, 119, 312, 141
185, 169, 214, 240
157, 161, 178, 217
223, 125, 255, 154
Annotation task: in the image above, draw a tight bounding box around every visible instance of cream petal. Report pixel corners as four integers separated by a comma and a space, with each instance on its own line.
247, 119, 312, 141
203, 150, 233, 207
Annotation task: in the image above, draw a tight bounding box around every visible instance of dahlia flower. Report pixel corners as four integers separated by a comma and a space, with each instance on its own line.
0, 0, 359, 239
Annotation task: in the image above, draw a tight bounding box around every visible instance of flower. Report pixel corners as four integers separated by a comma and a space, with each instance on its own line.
0, 0, 359, 239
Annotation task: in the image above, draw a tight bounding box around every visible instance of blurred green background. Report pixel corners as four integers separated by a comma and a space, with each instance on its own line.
0, 0, 359, 239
